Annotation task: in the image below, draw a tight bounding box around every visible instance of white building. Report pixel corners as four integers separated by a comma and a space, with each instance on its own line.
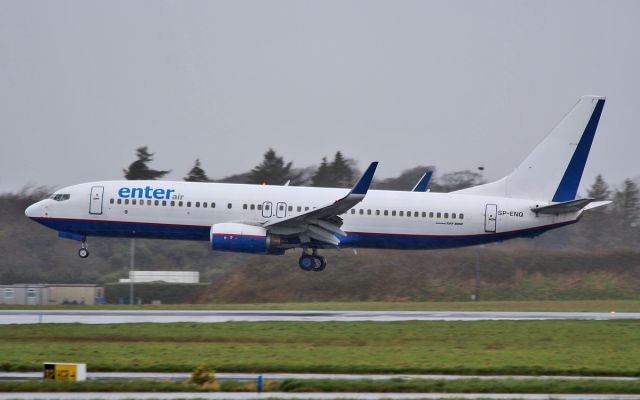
119, 270, 199, 284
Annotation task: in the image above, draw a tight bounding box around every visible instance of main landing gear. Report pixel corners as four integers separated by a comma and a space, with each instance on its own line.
78, 241, 89, 258
298, 249, 327, 272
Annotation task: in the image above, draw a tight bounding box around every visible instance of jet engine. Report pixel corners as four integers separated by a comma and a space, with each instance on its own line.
210, 223, 283, 254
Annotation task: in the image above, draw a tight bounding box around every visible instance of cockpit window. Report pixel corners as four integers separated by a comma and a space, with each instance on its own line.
50, 194, 70, 201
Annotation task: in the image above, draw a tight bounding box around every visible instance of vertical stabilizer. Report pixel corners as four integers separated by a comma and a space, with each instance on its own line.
454, 96, 605, 201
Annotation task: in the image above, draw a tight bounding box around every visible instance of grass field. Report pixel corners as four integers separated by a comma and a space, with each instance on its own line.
1, 320, 639, 376
1, 299, 639, 311
2, 378, 640, 394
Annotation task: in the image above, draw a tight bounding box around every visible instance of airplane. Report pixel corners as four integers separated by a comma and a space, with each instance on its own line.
26, 95, 610, 272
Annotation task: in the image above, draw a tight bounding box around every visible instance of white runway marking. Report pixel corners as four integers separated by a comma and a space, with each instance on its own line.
1, 310, 639, 324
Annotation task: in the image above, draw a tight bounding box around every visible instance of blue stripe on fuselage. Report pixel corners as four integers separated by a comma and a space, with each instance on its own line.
29, 217, 575, 250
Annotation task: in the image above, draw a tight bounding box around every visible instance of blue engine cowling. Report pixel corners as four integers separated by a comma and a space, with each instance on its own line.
210, 223, 283, 254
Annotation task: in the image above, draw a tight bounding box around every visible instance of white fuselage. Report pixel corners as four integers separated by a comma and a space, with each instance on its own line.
25, 180, 578, 250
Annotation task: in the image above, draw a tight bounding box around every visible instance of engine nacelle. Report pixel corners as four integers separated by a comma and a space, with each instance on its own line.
210, 223, 282, 254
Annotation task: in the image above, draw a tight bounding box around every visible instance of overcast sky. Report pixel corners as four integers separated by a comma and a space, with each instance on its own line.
1, 0, 638, 194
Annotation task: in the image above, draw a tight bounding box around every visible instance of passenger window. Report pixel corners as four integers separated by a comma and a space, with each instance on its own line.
297, 206, 302, 212
444, 213, 449, 218
211, 202, 216, 208
202, 202, 207, 208
155, 200, 159, 206
351, 209, 355, 214
429, 212, 434, 218
162, 200, 167, 206
125, 199, 129, 205
437, 212, 441, 218
117, 199, 122, 205
399, 211, 404, 217
171, 201, 175, 206
243, 204, 248, 210
376, 210, 380, 216
228, 203, 232, 209
452, 213, 456, 219
459, 213, 464, 219
384, 210, 388, 216
367, 209, 371, 215
187, 201, 192, 207
359, 209, 364, 215
195, 202, 200, 208
257, 204, 262, 210
279, 204, 284, 211
179, 201, 183, 207
265, 204, 270, 210
305, 207, 309, 211
422, 212, 426, 217
250, 204, 255, 210
110, 198, 114, 204
392, 211, 396, 216
288, 205, 293, 212
147, 200, 152, 205
132, 199, 137, 205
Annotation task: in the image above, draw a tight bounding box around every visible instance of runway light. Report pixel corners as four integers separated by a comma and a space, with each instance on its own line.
610, 311, 616, 314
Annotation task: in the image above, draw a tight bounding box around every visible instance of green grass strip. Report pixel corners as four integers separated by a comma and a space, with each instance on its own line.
1, 320, 639, 376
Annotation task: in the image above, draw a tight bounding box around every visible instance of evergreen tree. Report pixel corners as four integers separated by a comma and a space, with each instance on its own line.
248, 149, 300, 185
311, 157, 333, 187
587, 174, 611, 200
184, 159, 210, 182
614, 179, 640, 231
578, 174, 612, 249
123, 146, 170, 180
330, 151, 356, 188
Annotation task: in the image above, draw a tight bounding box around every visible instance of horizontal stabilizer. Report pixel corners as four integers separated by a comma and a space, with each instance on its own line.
531, 198, 595, 215
583, 200, 612, 211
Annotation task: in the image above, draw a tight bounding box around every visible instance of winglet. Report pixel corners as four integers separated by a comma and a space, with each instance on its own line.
412, 170, 433, 192
350, 162, 378, 196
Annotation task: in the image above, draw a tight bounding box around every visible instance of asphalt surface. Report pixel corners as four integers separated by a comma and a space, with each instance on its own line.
2, 372, 638, 381
1, 310, 638, 324
1, 393, 640, 399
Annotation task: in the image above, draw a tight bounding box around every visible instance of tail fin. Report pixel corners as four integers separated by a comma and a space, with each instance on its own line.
455, 95, 605, 201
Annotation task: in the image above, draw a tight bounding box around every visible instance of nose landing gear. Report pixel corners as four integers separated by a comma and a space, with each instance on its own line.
298, 249, 327, 272
78, 241, 89, 258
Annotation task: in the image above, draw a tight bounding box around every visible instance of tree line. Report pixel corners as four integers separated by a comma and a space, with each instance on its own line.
122, 146, 485, 191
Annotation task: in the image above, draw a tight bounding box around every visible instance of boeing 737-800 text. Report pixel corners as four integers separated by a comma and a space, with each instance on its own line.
26, 96, 610, 271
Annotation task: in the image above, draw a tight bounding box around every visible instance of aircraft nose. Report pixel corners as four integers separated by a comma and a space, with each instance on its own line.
25, 201, 43, 218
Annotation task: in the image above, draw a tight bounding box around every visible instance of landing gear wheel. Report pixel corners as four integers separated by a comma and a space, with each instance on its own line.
78, 248, 89, 258
312, 256, 327, 272
298, 254, 316, 271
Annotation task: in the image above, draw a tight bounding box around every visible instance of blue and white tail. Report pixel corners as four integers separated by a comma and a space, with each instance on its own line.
455, 95, 606, 201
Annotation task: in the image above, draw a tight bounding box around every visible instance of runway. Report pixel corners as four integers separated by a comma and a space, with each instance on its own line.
0, 310, 638, 324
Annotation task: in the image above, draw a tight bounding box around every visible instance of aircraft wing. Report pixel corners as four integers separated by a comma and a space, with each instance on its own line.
263, 162, 379, 246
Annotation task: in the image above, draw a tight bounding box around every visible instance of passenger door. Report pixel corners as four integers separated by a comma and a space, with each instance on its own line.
89, 186, 104, 215
484, 204, 497, 233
